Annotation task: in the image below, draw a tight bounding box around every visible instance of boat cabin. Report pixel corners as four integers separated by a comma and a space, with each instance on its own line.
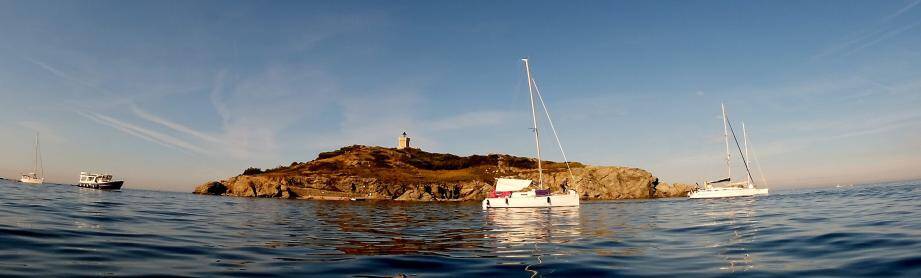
487, 178, 554, 198
80, 172, 114, 183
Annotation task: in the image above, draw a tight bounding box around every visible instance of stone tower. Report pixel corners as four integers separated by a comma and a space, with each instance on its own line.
397, 132, 411, 150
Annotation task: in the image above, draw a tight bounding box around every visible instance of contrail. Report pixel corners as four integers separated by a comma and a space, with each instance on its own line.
77, 110, 210, 155
130, 104, 222, 144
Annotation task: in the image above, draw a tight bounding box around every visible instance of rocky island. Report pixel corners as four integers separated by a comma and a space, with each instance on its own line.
194, 145, 696, 201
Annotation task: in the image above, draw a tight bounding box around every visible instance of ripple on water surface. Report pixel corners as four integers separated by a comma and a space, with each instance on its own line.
0, 180, 919, 277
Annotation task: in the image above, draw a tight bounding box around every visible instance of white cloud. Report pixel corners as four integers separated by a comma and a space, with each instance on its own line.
77, 111, 210, 155
815, 1, 921, 58
841, 20, 921, 56
23, 56, 102, 91
211, 66, 338, 158
131, 104, 222, 144
883, 0, 921, 22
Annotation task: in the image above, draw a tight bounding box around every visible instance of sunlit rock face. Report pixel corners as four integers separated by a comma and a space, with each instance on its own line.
193, 145, 695, 201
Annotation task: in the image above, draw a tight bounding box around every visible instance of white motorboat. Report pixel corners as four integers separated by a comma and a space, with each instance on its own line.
20, 133, 44, 184
689, 104, 769, 199
77, 172, 124, 190
482, 58, 580, 209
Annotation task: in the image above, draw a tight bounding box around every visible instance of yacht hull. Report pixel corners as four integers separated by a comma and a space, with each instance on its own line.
77, 181, 124, 190
19, 177, 43, 184
689, 187, 768, 199
482, 190, 580, 209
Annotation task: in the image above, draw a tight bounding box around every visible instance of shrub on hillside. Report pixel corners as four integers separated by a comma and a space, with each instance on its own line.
242, 167, 263, 176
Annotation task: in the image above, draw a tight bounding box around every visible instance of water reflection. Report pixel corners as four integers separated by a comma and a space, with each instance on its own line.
483, 207, 582, 277
307, 202, 489, 256
1, 180, 918, 277
698, 198, 760, 272
483, 207, 581, 245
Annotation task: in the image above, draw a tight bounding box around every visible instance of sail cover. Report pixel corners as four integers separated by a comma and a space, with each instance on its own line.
707, 177, 731, 184
496, 178, 532, 192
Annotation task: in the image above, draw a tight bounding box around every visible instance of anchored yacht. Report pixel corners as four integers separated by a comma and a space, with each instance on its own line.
77, 172, 124, 190
482, 58, 580, 209
20, 133, 44, 184
689, 103, 769, 199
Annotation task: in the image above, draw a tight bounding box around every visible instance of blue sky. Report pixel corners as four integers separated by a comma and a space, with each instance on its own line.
1, 0, 920, 191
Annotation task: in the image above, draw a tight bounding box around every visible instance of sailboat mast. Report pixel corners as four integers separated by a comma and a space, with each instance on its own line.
33, 132, 39, 175
743, 122, 752, 187
721, 103, 731, 181
38, 132, 43, 178
522, 58, 543, 189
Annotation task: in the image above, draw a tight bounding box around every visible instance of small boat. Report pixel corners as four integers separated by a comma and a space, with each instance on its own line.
77, 172, 124, 190
20, 133, 44, 184
689, 104, 769, 199
482, 58, 580, 209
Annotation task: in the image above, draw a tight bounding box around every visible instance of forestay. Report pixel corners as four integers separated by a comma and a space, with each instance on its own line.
495, 178, 532, 192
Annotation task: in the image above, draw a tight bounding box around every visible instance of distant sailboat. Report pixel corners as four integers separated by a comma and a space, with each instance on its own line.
482, 58, 580, 209
20, 132, 44, 184
689, 103, 768, 199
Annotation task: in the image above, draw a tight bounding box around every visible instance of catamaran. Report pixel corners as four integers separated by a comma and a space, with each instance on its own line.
20, 132, 44, 184
482, 58, 580, 209
689, 103, 769, 199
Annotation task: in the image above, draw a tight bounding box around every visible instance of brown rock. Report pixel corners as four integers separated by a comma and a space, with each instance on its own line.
653, 182, 699, 198
193, 145, 692, 201
193, 181, 226, 195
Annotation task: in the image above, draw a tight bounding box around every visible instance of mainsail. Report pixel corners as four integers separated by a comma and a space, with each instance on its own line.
707, 177, 731, 184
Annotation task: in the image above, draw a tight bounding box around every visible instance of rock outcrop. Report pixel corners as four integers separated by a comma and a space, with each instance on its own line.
653, 182, 697, 198
194, 145, 696, 201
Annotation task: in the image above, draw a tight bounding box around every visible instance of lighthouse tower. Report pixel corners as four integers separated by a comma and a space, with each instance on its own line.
397, 132, 411, 150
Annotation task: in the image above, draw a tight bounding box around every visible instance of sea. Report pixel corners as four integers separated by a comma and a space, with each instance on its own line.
0, 179, 918, 277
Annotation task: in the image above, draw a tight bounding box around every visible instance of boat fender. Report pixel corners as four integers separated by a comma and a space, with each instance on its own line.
547, 197, 551, 204
486, 200, 490, 207
505, 198, 509, 205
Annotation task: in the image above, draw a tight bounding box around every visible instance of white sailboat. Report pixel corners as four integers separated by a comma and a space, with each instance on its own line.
20, 132, 44, 184
689, 103, 768, 199
482, 58, 580, 209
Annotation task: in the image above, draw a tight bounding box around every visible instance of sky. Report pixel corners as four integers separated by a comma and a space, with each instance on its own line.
1, 0, 920, 191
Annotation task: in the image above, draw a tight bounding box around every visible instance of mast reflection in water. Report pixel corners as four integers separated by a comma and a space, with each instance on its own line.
484, 207, 581, 277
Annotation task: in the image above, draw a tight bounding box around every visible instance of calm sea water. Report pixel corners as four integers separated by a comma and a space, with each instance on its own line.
0, 179, 918, 277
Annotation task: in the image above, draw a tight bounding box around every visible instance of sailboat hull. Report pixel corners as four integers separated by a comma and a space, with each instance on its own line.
689, 187, 768, 199
19, 176, 43, 184
482, 190, 580, 209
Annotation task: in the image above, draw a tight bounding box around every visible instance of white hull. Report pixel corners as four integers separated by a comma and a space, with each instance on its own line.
689, 187, 768, 199
20, 176, 43, 184
22, 133, 44, 185
483, 190, 580, 209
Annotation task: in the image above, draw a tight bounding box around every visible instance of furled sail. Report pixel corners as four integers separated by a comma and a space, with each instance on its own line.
707, 177, 731, 184
495, 178, 532, 192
